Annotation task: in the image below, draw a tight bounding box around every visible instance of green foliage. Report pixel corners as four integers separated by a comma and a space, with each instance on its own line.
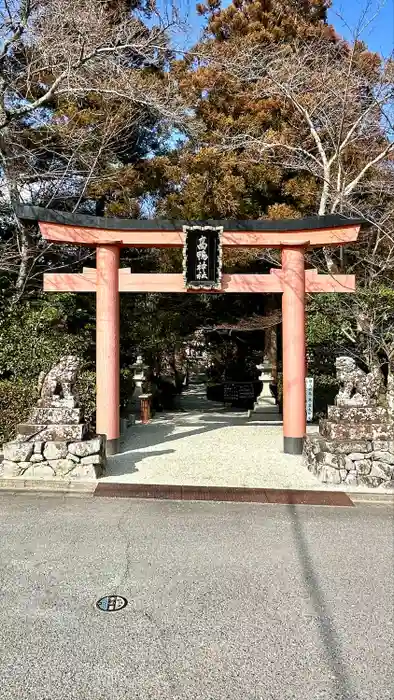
119, 368, 136, 416
307, 306, 342, 346
312, 375, 339, 420
277, 368, 339, 422
0, 295, 95, 438
0, 295, 94, 381
75, 371, 96, 428
307, 286, 394, 371
0, 379, 37, 444
0, 370, 97, 444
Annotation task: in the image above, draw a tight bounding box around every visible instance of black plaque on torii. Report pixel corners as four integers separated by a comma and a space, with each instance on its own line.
183, 225, 223, 290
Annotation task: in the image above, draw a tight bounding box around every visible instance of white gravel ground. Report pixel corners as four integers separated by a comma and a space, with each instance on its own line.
103, 385, 324, 489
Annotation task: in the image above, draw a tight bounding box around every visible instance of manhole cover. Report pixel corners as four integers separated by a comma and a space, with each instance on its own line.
96, 595, 128, 612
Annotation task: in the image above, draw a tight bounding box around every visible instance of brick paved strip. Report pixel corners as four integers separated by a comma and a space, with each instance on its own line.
94, 482, 354, 506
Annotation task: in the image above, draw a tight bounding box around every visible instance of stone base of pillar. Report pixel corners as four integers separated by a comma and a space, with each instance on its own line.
106, 438, 121, 456
284, 436, 304, 455
253, 404, 280, 413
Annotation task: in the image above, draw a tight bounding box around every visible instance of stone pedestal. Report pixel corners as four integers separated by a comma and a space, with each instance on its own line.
249, 361, 281, 421
16, 423, 88, 441
1, 393, 106, 481
1, 436, 106, 479
304, 405, 394, 489
16, 400, 89, 442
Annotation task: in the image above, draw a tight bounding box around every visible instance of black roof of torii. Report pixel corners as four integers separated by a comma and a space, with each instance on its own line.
14, 204, 364, 233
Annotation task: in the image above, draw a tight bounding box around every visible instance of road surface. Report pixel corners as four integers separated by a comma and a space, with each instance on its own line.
0, 494, 393, 699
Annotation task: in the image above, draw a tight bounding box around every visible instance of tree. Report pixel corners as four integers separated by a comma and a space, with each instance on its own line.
159, 3, 394, 373
0, 0, 193, 439
0, 0, 191, 298
140, 0, 339, 341
147, 1, 335, 260
138, 0, 394, 412
208, 35, 394, 264
207, 24, 394, 376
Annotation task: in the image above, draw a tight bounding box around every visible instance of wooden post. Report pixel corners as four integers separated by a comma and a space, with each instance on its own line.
281, 245, 307, 454
96, 245, 120, 455
140, 394, 152, 424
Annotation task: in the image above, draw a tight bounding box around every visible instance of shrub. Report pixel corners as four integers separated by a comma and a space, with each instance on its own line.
313, 375, 339, 419
0, 379, 38, 444
0, 295, 93, 382
75, 370, 96, 429
0, 370, 98, 445
154, 376, 178, 410
0, 295, 96, 442
206, 382, 224, 402
120, 368, 136, 417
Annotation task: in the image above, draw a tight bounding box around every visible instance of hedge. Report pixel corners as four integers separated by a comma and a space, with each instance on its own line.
0, 370, 96, 444
0, 379, 38, 444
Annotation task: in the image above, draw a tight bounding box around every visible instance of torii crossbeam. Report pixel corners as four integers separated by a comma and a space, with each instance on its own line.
16, 205, 362, 456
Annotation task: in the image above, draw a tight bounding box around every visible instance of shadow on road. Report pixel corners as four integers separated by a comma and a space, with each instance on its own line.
288, 504, 357, 700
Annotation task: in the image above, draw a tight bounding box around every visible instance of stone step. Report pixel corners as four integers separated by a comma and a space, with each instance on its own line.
30, 407, 83, 425
327, 406, 389, 423
17, 423, 88, 441
248, 413, 283, 424
319, 419, 394, 441
252, 404, 280, 414
304, 434, 373, 454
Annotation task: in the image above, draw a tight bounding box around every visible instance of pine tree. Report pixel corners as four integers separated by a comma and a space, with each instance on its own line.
148, 1, 334, 226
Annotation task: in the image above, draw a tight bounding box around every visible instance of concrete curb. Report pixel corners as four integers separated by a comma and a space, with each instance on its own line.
348, 492, 394, 505
0, 478, 96, 495
0, 478, 393, 504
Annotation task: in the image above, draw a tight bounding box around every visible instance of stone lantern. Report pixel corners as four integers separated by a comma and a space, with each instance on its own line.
249, 359, 281, 420
129, 355, 151, 420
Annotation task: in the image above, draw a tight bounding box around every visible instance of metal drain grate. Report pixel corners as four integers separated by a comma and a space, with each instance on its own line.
95, 595, 128, 612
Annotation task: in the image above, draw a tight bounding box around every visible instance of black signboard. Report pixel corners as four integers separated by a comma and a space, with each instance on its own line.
224, 382, 255, 402
183, 226, 222, 290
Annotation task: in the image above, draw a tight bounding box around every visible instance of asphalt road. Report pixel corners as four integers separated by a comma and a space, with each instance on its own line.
0, 495, 393, 700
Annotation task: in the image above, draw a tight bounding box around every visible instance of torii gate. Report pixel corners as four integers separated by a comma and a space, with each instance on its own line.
16, 205, 362, 456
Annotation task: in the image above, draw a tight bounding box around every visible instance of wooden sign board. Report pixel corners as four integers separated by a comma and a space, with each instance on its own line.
183, 226, 223, 290
224, 382, 255, 402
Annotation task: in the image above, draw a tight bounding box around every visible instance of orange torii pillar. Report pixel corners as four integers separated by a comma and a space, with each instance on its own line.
96, 244, 120, 455
15, 204, 362, 457
281, 244, 307, 455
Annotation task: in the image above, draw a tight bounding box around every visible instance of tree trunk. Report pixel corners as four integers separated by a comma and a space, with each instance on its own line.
13, 217, 34, 302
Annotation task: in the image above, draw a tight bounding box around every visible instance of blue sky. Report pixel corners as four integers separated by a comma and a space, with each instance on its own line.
177, 0, 393, 55
329, 0, 394, 55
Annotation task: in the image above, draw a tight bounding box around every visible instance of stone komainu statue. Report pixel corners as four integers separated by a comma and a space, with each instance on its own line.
37, 355, 81, 406
335, 356, 381, 407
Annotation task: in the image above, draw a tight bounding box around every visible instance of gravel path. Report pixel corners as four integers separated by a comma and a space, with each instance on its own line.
104, 384, 323, 488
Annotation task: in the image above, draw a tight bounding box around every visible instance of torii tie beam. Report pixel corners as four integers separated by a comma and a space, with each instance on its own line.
15, 205, 362, 456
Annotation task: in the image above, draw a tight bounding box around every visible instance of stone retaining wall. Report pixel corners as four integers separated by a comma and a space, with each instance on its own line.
304, 435, 394, 488
1, 436, 106, 480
